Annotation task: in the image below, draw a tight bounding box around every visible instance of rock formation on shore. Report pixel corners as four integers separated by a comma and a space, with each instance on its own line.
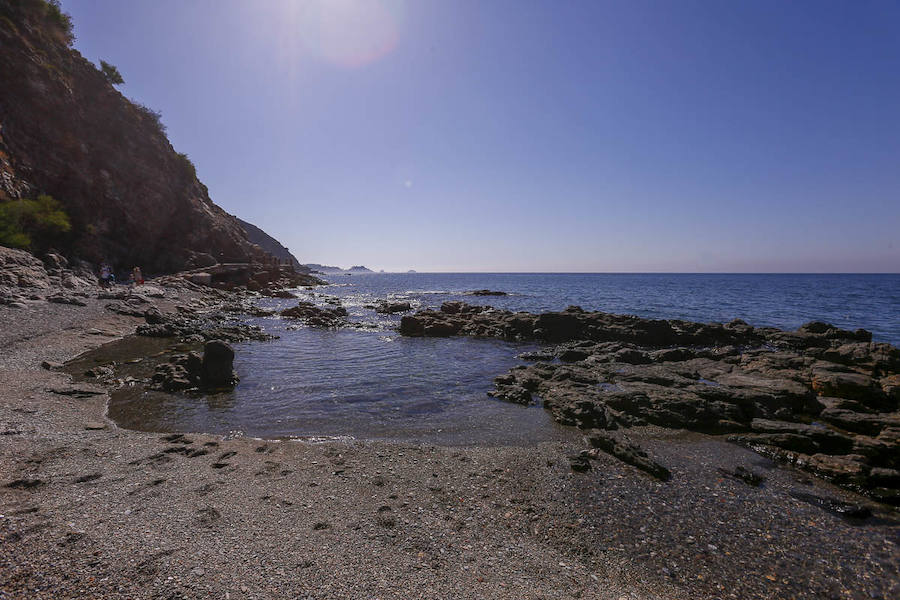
0, 1, 288, 273
401, 302, 900, 504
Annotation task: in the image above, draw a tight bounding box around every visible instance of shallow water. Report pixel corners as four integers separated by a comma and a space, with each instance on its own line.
98, 273, 899, 444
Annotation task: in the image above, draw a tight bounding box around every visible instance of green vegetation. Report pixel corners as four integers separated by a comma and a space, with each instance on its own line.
44, 0, 74, 45
100, 60, 124, 85
176, 152, 197, 179
132, 101, 167, 135
0, 195, 71, 250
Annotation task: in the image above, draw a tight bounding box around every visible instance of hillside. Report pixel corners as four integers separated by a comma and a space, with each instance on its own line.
0, 0, 269, 273
236, 218, 308, 272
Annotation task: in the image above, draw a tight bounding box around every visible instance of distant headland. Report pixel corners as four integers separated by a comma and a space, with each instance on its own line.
304, 264, 374, 274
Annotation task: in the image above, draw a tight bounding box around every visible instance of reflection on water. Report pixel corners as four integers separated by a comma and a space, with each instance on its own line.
73, 324, 575, 446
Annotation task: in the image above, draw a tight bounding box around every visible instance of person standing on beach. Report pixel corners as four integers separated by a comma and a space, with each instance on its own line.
132, 266, 143, 285
99, 262, 111, 287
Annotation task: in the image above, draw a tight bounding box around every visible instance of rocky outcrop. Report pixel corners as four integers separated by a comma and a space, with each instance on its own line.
374, 300, 412, 314
401, 302, 900, 503
0, 246, 102, 307
0, 1, 265, 272
150, 340, 238, 392
0, 246, 51, 290
400, 302, 871, 348
135, 302, 272, 343
280, 301, 348, 328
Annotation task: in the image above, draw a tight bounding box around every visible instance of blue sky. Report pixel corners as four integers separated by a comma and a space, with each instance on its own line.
64, 0, 899, 272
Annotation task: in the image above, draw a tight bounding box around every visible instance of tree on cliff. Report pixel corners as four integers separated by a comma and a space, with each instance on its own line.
0, 195, 71, 250
100, 60, 124, 85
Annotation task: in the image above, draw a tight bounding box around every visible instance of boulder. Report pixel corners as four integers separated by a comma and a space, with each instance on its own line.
201, 340, 238, 388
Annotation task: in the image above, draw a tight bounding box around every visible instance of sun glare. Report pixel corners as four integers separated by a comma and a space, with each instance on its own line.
296, 0, 402, 68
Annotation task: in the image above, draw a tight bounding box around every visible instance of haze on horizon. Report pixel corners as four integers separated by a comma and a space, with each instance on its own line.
64, 0, 899, 273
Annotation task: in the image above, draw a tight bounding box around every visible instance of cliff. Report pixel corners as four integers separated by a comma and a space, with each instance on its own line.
236, 218, 308, 273
0, 0, 263, 273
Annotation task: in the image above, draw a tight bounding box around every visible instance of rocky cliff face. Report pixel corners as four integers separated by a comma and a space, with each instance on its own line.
235, 218, 308, 273
0, 0, 261, 273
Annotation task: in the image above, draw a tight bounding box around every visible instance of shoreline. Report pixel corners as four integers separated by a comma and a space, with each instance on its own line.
1, 282, 898, 599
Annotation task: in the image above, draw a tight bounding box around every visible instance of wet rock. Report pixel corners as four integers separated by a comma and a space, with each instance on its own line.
788, 490, 872, 519
281, 301, 348, 328
201, 340, 238, 388
47, 385, 105, 398
487, 385, 532, 405
374, 300, 412, 314
151, 362, 195, 392
468, 289, 507, 296
586, 430, 671, 481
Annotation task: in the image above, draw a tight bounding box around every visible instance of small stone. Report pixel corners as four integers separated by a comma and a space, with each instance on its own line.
84, 421, 107, 430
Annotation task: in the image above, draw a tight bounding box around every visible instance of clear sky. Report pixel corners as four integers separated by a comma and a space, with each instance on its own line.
64, 0, 899, 272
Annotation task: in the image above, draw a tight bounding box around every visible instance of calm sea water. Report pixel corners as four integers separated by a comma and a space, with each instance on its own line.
107, 273, 900, 444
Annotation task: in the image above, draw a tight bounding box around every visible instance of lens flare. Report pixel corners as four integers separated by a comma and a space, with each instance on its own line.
298, 0, 402, 68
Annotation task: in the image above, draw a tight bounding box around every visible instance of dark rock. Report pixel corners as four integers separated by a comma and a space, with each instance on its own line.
281, 301, 348, 328
201, 340, 238, 388
399, 301, 900, 501
143, 306, 165, 325
468, 289, 507, 296
788, 490, 872, 519
374, 300, 412, 314
559, 348, 589, 362
151, 362, 194, 392
568, 454, 592, 472
487, 385, 532, 405
717, 465, 765, 486
586, 430, 671, 481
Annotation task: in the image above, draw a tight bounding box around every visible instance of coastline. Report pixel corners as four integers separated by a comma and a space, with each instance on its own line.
1, 284, 898, 599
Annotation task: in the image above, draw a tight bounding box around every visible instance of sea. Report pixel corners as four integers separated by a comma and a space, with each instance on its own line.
106, 273, 900, 444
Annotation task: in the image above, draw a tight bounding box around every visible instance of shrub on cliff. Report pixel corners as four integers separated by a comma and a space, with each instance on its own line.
44, 0, 74, 45
100, 60, 124, 85
131, 101, 167, 135
176, 152, 197, 179
0, 195, 71, 250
